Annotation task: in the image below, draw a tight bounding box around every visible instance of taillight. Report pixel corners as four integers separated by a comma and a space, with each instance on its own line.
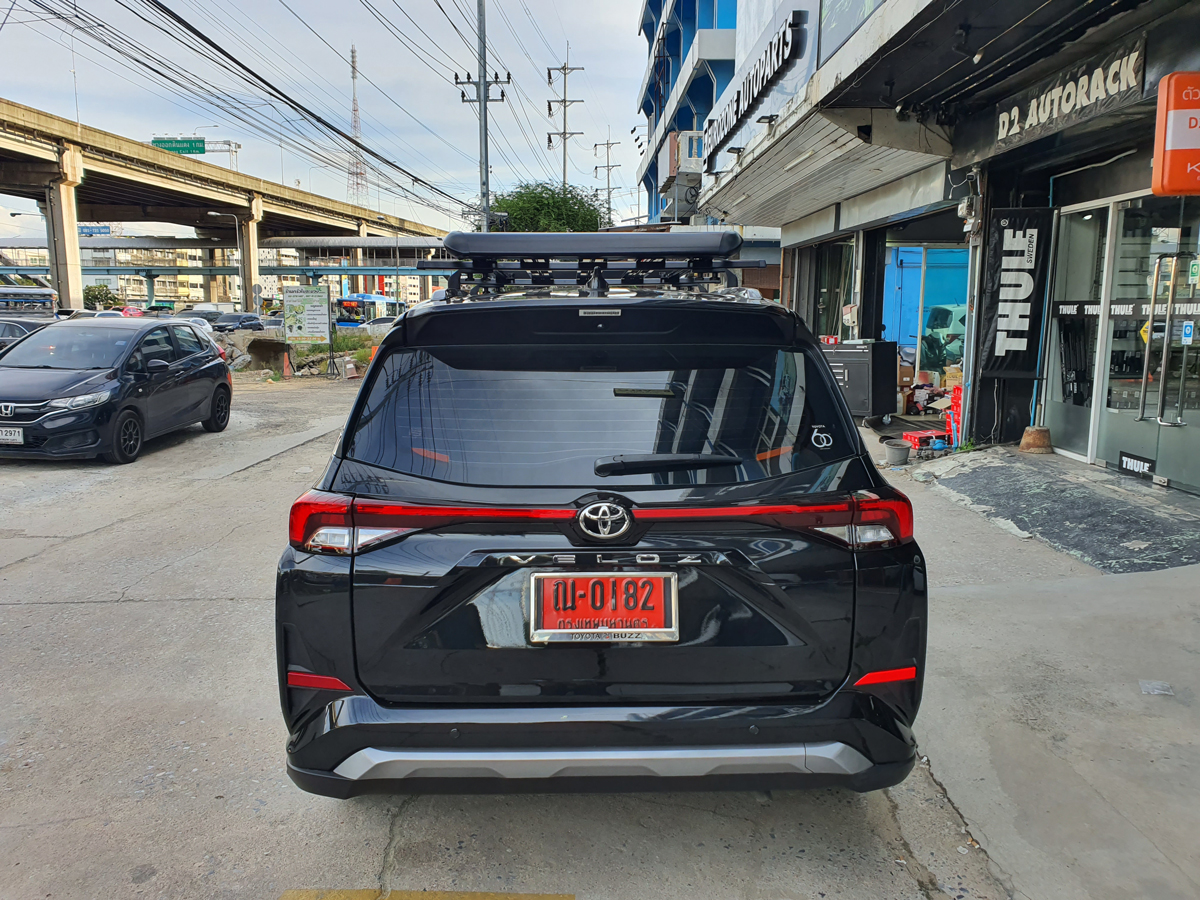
635, 494, 912, 548
288, 489, 352, 552
289, 493, 578, 555
852, 491, 914, 545
287, 492, 914, 555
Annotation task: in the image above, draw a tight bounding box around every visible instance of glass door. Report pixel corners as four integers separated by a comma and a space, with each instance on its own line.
1096, 196, 1200, 492
1044, 207, 1108, 456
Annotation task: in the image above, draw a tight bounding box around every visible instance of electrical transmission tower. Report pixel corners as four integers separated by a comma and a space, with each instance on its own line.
547, 44, 583, 187
455, 0, 510, 232
347, 45, 369, 207
593, 134, 620, 226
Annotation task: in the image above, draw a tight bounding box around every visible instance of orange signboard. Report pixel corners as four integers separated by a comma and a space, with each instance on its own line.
1153, 72, 1200, 195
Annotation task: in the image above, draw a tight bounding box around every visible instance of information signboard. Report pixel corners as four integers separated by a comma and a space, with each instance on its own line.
151, 137, 206, 155
283, 285, 331, 344
1152, 72, 1200, 195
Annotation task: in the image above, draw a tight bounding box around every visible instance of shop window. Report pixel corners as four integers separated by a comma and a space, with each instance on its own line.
813, 239, 854, 341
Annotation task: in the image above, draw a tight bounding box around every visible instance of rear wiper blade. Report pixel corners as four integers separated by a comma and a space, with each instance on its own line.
595, 453, 743, 477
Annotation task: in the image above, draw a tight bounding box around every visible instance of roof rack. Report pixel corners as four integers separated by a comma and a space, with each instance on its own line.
418, 231, 766, 297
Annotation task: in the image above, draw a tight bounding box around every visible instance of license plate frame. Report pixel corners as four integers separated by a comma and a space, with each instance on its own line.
529, 571, 679, 643
0, 427, 23, 445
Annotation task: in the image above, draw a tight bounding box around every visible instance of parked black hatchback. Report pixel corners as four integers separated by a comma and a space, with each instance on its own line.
0, 318, 231, 463
278, 232, 925, 798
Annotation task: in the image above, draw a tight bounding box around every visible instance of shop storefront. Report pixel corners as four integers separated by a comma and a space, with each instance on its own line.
1043, 194, 1200, 492
951, 0, 1200, 493
786, 203, 972, 418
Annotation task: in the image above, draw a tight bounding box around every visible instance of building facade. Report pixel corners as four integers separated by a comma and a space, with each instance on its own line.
636, 0, 739, 223
689, 0, 1200, 494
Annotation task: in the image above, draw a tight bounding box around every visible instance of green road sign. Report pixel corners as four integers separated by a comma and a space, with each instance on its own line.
1189, 258, 1199, 286
151, 137, 205, 154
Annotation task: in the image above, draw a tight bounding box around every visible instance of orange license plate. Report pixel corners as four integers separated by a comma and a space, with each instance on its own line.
529, 572, 679, 643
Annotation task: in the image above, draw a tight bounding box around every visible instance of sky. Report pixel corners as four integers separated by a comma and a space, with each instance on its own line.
0, 0, 649, 238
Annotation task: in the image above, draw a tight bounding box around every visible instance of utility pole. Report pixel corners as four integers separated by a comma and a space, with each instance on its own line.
547, 44, 583, 187
593, 131, 620, 227
347, 45, 369, 207
456, 0, 509, 232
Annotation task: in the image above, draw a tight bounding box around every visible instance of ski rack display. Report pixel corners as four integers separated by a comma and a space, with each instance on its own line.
418, 231, 767, 297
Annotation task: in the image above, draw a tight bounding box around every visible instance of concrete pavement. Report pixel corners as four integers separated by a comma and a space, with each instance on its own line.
3, 380, 1194, 898
894, 457, 1199, 900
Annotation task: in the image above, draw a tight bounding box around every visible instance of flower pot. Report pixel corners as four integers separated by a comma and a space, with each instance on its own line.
884, 439, 912, 466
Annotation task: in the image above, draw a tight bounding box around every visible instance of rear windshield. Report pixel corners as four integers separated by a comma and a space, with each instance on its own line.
347, 345, 853, 487
216, 314, 243, 323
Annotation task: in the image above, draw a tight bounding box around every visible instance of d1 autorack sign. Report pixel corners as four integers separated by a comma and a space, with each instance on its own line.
1152, 72, 1200, 195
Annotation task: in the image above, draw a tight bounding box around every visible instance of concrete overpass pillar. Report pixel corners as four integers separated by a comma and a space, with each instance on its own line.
238, 194, 263, 313
43, 144, 85, 309
353, 220, 368, 294
201, 248, 216, 303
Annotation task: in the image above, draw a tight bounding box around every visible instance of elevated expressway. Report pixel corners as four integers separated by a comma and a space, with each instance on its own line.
0, 98, 448, 308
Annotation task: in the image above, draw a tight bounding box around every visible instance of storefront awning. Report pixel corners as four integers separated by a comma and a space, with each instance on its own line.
699, 108, 950, 226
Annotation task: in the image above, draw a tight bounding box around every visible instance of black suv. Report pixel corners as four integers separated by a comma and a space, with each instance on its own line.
277, 232, 925, 798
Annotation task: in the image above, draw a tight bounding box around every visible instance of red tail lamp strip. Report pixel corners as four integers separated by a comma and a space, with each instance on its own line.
353, 500, 577, 522
636, 503, 853, 520
854, 667, 918, 687
287, 672, 352, 691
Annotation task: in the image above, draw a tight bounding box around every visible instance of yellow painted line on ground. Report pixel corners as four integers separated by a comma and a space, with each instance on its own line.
280, 891, 574, 900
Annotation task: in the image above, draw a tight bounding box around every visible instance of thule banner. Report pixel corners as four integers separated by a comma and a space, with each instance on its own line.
979, 208, 1055, 379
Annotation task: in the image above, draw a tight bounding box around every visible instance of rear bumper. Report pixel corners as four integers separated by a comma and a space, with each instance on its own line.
289, 748, 912, 798
284, 692, 917, 797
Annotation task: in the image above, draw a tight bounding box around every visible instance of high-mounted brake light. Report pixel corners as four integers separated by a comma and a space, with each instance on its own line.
286, 671, 352, 691
854, 666, 918, 687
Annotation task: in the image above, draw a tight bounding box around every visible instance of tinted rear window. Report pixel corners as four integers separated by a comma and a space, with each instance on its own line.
347, 345, 852, 487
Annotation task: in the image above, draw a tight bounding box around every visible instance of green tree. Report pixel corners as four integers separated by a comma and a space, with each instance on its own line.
490, 182, 609, 232
83, 284, 117, 310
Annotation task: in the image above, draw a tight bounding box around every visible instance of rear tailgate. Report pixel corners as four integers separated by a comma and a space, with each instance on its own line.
350, 514, 857, 705
341, 297, 866, 707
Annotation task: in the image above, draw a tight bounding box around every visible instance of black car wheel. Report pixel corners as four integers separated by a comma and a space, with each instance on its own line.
202, 386, 231, 433
103, 410, 143, 464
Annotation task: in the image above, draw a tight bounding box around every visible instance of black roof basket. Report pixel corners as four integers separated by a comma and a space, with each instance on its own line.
418, 231, 766, 297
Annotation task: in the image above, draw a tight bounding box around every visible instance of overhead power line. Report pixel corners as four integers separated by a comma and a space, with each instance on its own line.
593, 135, 620, 225
125, 0, 467, 210
453, 0, 511, 231
547, 44, 583, 187
28, 0, 471, 220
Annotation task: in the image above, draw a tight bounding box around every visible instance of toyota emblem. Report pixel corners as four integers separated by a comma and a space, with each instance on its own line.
0, 404, 12, 418
577, 502, 632, 541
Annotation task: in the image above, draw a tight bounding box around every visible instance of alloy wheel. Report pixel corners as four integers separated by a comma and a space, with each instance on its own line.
119, 417, 141, 456
215, 390, 230, 426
